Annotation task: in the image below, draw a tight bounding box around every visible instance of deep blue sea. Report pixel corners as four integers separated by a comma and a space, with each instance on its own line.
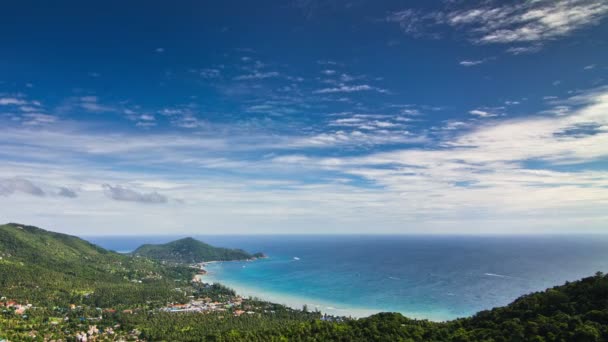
85, 235, 608, 321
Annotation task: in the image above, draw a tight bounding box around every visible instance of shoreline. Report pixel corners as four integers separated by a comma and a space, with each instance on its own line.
205, 275, 382, 318
199, 261, 453, 321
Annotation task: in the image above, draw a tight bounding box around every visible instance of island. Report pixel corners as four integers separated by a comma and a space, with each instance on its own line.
131, 236, 264, 264
1, 223, 607, 341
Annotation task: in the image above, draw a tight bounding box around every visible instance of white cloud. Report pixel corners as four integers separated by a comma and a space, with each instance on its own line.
388, 1, 608, 51
234, 71, 280, 80
102, 184, 168, 204
58, 187, 78, 198
159, 108, 184, 116
289, 129, 424, 148
469, 109, 497, 118
19, 106, 40, 112
386, 9, 443, 39
0, 178, 45, 196
0, 97, 27, 106
139, 114, 155, 121
79, 96, 115, 112
506, 45, 542, 55
442, 121, 468, 130
135, 121, 156, 128
271, 87, 608, 231
467, 1, 608, 44
459, 60, 484, 67
172, 113, 204, 128
2, 88, 608, 234
339, 73, 357, 82
22, 113, 57, 125
198, 68, 221, 79
313, 84, 387, 94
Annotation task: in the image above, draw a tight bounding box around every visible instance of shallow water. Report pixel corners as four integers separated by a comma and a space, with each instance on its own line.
88, 234, 608, 320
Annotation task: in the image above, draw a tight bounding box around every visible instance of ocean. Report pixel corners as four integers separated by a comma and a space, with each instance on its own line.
85, 234, 608, 321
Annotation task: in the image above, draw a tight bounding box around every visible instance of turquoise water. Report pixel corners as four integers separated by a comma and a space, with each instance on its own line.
87, 235, 608, 320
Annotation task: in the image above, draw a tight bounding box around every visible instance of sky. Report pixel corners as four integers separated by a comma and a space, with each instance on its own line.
1, 0, 608, 235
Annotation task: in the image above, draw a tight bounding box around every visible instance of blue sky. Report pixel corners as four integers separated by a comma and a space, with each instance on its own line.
1, 0, 608, 235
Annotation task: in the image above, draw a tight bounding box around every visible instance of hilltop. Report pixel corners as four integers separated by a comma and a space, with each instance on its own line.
132, 237, 262, 264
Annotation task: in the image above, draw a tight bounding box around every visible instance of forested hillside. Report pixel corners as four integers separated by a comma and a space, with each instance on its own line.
0, 223, 193, 308
132, 236, 259, 263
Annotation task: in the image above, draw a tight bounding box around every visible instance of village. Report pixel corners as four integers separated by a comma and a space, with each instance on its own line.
162, 294, 258, 317
0, 263, 286, 341
160, 264, 262, 317
0, 298, 32, 316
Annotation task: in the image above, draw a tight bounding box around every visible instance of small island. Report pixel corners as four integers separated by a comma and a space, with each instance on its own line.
131, 237, 265, 264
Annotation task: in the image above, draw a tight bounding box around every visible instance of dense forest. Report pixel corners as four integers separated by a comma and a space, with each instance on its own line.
1, 223, 607, 341
132, 237, 262, 264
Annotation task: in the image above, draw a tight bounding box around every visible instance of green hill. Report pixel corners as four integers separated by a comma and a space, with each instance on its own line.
132, 237, 258, 263
335, 272, 608, 341
0, 223, 194, 308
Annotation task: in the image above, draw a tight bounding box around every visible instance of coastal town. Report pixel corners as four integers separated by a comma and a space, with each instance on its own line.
0, 263, 277, 341
161, 263, 262, 316
1, 290, 262, 341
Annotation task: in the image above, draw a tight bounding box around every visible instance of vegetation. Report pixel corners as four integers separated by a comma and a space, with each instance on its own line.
1, 223, 607, 341
0, 223, 194, 308
132, 237, 260, 264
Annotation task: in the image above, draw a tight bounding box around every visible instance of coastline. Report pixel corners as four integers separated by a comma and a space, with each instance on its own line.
199, 261, 453, 321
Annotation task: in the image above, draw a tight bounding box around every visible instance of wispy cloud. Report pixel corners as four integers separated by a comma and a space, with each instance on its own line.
0, 96, 55, 126
21, 113, 57, 125
313, 84, 387, 94
79, 96, 115, 113
157, 107, 206, 128
0, 97, 28, 106
58, 187, 78, 198
506, 45, 542, 55
386, 9, 444, 39
102, 184, 168, 204
234, 71, 280, 80
275, 87, 608, 224
197, 68, 222, 79
459, 60, 484, 67
172, 113, 204, 128
288, 129, 425, 148
387, 1, 608, 52
3, 86, 608, 233
0, 178, 45, 196
469, 109, 497, 118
